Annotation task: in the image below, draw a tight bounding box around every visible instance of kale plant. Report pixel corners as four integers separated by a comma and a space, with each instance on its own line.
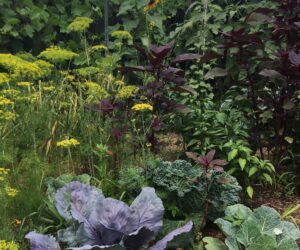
25, 181, 193, 250
215, 204, 300, 250
151, 160, 241, 221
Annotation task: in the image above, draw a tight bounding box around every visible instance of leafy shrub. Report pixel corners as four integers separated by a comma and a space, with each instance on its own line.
222, 140, 275, 198
215, 204, 300, 250
26, 181, 193, 250
118, 167, 146, 196
151, 160, 242, 221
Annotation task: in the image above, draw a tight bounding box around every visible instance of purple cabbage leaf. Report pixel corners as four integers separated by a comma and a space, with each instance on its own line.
25, 232, 61, 250
26, 183, 193, 250
148, 221, 193, 250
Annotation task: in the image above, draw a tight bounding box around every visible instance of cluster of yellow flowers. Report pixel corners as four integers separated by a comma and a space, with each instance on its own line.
67, 17, 93, 33
0, 240, 19, 250
17, 82, 32, 87
0, 168, 9, 181
34, 59, 54, 77
1, 89, 20, 98
38, 46, 78, 63
92, 44, 107, 51
5, 186, 19, 197
76, 67, 101, 77
43, 86, 55, 92
85, 82, 109, 103
0, 73, 9, 84
116, 85, 138, 100
0, 168, 19, 198
0, 54, 43, 81
111, 30, 133, 41
57, 138, 80, 148
132, 103, 153, 111
0, 110, 16, 122
0, 96, 14, 106
115, 80, 125, 86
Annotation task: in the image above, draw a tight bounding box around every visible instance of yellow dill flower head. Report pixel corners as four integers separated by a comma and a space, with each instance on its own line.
132, 103, 153, 111
0, 73, 9, 84
0, 54, 42, 80
57, 138, 80, 148
0, 110, 17, 121
38, 46, 78, 63
115, 80, 125, 86
85, 81, 109, 103
0, 96, 14, 105
116, 85, 138, 100
111, 30, 133, 41
92, 44, 108, 51
17, 82, 32, 87
5, 186, 19, 197
76, 67, 100, 77
0, 240, 19, 250
34, 60, 54, 76
43, 86, 55, 92
67, 17, 93, 33
1, 89, 20, 98
0, 168, 10, 175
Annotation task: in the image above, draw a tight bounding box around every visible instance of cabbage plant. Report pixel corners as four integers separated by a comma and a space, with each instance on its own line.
215, 204, 300, 250
25, 181, 193, 250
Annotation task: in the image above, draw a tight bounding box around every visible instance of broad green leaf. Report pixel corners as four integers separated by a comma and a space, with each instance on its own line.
224, 204, 252, 222
277, 236, 299, 250
246, 12, 271, 25
228, 149, 238, 161
247, 234, 277, 250
238, 158, 246, 170
262, 173, 272, 184
203, 237, 228, 250
227, 168, 237, 175
251, 206, 281, 234
246, 186, 253, 198
216, 113, 226, 124
224, 237, 239, 250
204, 67, 227, 79
284, 136, 294, 144
248, 167, 258, 177
214, 219, 236, 237
281, 221, 300, 240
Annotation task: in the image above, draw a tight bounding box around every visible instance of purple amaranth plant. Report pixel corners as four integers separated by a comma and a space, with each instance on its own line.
186, 150, 227, 226
119, 40, 212, 153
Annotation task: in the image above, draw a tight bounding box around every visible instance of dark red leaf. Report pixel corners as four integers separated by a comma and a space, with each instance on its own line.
197, 156, 207, 166
161, 67, 185, 77
173, 85, 198, 95
206, 150, 216, 163
171, 53, 202, 64
112, 126, 128, 141
259, 69, 285, 79
210, 159, 227, 166
100, 99, 114, 113
289, 51, 300, 66
199, 51, 222, 64
149, 40, 176, 59
186, 152, 199, 162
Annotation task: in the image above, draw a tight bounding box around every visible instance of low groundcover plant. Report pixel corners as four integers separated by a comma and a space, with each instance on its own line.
25, 181, 193, 250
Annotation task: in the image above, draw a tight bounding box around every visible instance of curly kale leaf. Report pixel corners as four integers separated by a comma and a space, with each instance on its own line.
152, 160, 203, 197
